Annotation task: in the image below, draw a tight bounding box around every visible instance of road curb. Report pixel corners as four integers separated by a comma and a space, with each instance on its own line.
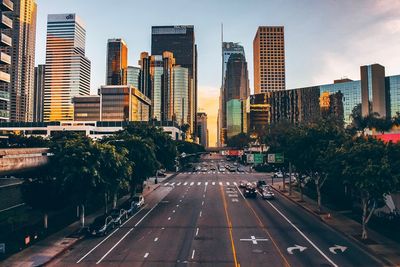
271, 186, 396, 267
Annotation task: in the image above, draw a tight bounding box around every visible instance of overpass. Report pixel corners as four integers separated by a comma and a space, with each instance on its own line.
206, 147, 234, 152
0, 148, 49, 175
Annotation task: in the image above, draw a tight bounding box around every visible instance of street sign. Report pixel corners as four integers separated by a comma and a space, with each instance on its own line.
247, 154, 254, 163
0, 243, 5, 254
267, 153, 284, 164
267, 154, 275, 163
254, 154, 264, 164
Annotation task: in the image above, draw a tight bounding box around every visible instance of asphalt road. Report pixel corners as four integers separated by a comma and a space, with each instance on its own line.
49, 155, 383, 267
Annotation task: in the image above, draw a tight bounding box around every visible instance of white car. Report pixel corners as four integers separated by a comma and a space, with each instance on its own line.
262, 190, 275, 200
219, 167, 226, 172
273, 171, 284, 178
132, 195, 144, 209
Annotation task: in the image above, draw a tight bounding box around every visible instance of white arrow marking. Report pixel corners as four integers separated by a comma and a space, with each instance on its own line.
329, 245, 347, 254
287, 245, 307, 254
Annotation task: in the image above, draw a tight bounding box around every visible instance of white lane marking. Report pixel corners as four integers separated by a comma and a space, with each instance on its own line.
219, 182, 223, 186
176, 204, 179, 207
226, 182, 230, 186
177, 182, 181, 186
190, 182, 194, 186
165, 183, 169, 185
191, 249, 196, 259
173, 210, 176, 213
196, 227, 199, 236
197, 182, 201, 186
203, 194, 205, 198
144, 253, 149, 258
240, 235, 269, 244
154, 237, 158, 242
77, 205, 147, 263
199, 211, 202, 217
205, 182, 208, 186
232, 198, 239, 202
96, 204, 158, 264
180, 200, 182, 202
266, 200, 338, 267
170, 182, 175, 186
168, 217, 171, 221
184, 182, 188, 185
212, 182, 216, 185
201, 201, 204, 206
233, 182, 237, 186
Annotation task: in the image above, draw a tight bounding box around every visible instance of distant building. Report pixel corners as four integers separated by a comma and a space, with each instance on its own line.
253, 26, 285, 93
106, 38, 128, 86
43, 14, 91, 122
197, 112, 208, 148
100, 85, 150, 122
73, 95, 100, 121
361, 64, 387, 118
33, 64, 45, 122
152, 25, 197, 136
138, 52, 151, 98
0, 0, 13, 121
173, 65, 189, 125
127, 66, 140, 89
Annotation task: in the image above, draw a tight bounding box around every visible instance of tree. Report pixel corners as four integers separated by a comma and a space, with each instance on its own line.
50, 135, 103, 227
180, 123, 190, 141
341, 137, 399, 239
97, 143, 132, 210
226, 133, 251, 149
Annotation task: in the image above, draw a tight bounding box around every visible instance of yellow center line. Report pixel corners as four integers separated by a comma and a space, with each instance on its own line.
220, 185, 239, 267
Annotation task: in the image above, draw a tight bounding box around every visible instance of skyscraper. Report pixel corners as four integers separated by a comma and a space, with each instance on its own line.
361, 64, 387, 118
151, 25, 197, 135
0, 0, 37, 122
0, 0, 13, 121
106, 38, 128, 86
173, 65, 189, 125
253, 26, 285, 93
196, 112, 208, 148
139, 52, 151, 98
43, 14, 91, 122
127, 66, 140, 89
218, 42, 245, 146
33, 64, 45, 122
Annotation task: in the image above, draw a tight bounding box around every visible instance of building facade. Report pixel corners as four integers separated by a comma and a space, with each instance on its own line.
138, 52, 151, 98
0, 0, 13, 121
253, 26, 285, 93
33, 64, 45, 122
73, 95, 100, 121
106, 38, 128, 86
361, 64, 387, 118
173, 65, 189, 125
100, 85, 150, 122
43, 14, 91, 122
196, 112, 208, 148
127, 66, 140, 89
151, 25, 197, 136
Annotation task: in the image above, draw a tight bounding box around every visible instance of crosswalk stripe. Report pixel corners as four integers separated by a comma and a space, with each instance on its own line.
177, 182, 181, 186
205, 182, 208, 186
171, 182, 175, 186
197, 182, 201, 185
226, 182, 230, 186
184, 182, 188, 185
212, 182, 216, 185
234, 182, 237, 186
219, 182, 223, 186
190, 182, 194, 186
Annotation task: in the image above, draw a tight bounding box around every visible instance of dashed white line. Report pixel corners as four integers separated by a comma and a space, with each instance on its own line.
201, 201, 204, 206
205, 182, 208, 186
196, 228, 199, 236
184, 182, 188, 185
154, 237, 158, 242
191, 249, 196, 259
173, 210, 176, 213
144, 252, 149, 258
226, 182, 230, 186
177, 182, 181, 186
170, 182, 175, 186
168, 217, 171, 221
190, 182, 194, 186
176, 204, 179, 207
212, 182, 216, 185
199, 211, 202, 217
198, 182, 201, 185
233, 182, 237, 186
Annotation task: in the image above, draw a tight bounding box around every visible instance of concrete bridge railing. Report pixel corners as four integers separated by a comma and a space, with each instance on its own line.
0, 148, 49, 175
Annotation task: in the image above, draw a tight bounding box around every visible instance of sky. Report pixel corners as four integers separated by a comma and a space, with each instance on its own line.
35, 0, 400, 146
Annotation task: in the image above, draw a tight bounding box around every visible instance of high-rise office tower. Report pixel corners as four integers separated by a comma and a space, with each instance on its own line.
33, 64, 45, 122
151, 25, 197, 135
253, 26, 285, 93
173, 65, 189, 125
106, 38, 128, 86
43, 14, 91, 122
218, 42, 246, 146
361, 64, 388, 118
139, 52, 151, 98
196, 112, 208, 148
127, 66, 140, 89
0, 0, 13, 121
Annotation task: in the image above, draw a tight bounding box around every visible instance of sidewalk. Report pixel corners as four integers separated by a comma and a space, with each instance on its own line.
271, 181, 400, 266
1, 173, 176, 267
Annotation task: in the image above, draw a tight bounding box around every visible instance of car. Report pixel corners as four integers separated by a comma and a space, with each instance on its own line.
201, 167, 208, 172
210, 166, 216, 171
88, 215, 115, 236
219, 167, 226, 172
239, 180, 248, 188
237, 167, 245, 172
110, 208, 128, 225
273, 171, 284, 178
132, 194, 144, 209
195, 166, 202, 172
233, 162, 238, 166
156, 170, 167, 177
261, 190, 275, 200
257, 180, 267, 189
243, 186, 257, 198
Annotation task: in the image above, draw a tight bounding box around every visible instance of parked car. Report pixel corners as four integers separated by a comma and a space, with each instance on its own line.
243, 186, 257, 198
239, 180, 248, 188
273, 171, 284, 178
110, 208, 128, 225
88, 215, 114, 236
132, 194, 145, 209
261, 190, 275, 200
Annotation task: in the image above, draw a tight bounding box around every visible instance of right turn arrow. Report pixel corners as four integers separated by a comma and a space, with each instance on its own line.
287, 245, 307, 255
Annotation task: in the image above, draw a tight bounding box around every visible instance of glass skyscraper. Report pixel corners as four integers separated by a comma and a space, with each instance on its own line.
106, 38, 128, 86
226, 99, 243, 138
127, 66, 140, 89
43, 14, 91, 121
173, 65, 189, 125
